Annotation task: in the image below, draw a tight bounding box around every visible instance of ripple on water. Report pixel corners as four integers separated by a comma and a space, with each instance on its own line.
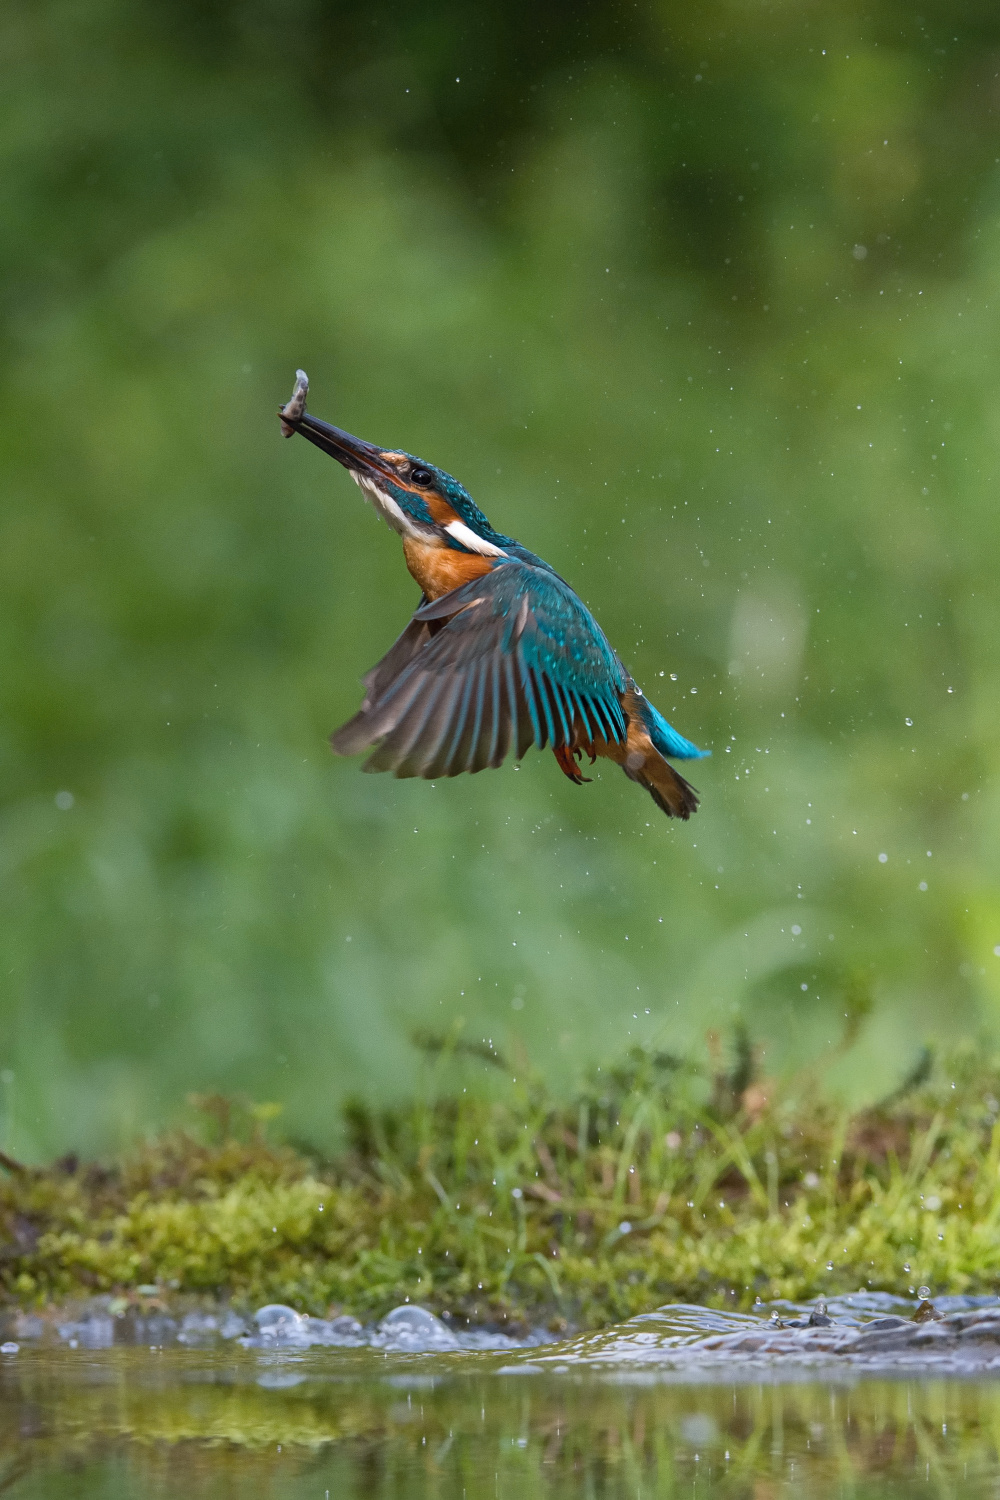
503, 1293, 1000, 1380
9, 1291, 1000, 1376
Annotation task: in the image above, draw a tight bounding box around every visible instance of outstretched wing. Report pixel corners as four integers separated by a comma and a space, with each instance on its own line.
356, 608, 433, 710
331, 560, 628, 779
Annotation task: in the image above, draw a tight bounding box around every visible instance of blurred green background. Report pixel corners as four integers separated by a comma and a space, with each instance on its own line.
3, 0, 1000, 1160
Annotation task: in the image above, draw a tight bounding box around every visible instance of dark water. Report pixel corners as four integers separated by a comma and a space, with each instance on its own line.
6, 1299, 1000, 1497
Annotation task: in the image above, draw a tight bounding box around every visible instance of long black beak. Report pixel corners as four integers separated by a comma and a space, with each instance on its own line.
292, 413, 388, 476
278, 370, 388, 479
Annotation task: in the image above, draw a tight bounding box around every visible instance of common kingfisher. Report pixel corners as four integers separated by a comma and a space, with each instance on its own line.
279, 371, 709, 818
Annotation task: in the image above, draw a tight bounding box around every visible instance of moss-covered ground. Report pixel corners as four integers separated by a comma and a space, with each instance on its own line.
3, 1038, 1000, 1329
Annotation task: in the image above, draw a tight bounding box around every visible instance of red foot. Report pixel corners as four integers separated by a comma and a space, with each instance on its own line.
553, 745, 593, 785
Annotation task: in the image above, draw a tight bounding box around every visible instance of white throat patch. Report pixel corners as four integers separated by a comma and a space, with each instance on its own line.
352, 472, 507, 558
352, 472, 424, 538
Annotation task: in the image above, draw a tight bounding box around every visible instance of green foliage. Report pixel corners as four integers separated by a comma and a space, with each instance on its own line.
3, 0, 1000, 1155
5, 1044, 1000, 1325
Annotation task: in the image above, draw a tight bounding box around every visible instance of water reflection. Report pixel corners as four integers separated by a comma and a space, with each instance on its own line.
2, 1342, 1000, 1497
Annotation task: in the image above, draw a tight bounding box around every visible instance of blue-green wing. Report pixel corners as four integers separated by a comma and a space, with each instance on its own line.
331, 560, 628, 778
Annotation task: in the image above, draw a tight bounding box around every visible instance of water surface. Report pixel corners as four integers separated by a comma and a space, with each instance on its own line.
5, 1297, 1000, 1496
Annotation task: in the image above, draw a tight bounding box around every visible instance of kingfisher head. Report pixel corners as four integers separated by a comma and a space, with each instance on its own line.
279, 370, 508, 555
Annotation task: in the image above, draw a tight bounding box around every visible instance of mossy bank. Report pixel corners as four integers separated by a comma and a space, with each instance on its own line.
2, 1039, 999, 1329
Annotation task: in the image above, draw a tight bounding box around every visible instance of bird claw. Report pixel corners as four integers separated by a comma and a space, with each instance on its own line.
554, 745, 593, 785
279, 369, 309, 437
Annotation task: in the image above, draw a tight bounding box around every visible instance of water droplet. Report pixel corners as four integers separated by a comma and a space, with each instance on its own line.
905, 717, 913, 727
918, 1285, 931, 1300
826, 1262, 834, 1271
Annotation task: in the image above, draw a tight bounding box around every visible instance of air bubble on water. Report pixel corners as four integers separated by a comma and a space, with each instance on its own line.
255, 1304, 302, 1332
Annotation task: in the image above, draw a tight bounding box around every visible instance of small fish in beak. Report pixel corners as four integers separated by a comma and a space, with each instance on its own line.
279, 369, 309, 436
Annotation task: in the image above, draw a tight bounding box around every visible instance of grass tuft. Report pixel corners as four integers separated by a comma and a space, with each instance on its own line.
2, 1039, 1000, 1327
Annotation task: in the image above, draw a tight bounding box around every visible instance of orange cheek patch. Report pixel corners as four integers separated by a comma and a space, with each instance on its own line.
378, 465, 459, 526
402, 538, 494, 600
424, 493, 461, 526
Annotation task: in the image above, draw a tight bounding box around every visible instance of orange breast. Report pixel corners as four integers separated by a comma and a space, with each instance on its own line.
402, 536, 494, 600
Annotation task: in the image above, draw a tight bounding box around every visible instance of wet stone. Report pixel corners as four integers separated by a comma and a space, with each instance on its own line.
513, 1297, 1000, 1377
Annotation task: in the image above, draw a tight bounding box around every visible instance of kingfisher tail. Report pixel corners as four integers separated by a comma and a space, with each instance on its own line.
622, 745, 700, 819
586, 687, 708, 820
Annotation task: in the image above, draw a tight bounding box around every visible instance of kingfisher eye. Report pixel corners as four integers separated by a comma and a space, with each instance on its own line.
410, 466, 434, 486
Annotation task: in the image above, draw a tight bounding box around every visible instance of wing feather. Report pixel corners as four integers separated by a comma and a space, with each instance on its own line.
401, 673, 466, 779
359, 612, 431, 705
486, 656, 504, 767
519, 662, 545, 748
363, 671, 446, 773
439, 662, 479, 775
467, 660, 491, 774
529, 665, 556, 746
547, 677, 572, 744
331, 558, 628, 779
